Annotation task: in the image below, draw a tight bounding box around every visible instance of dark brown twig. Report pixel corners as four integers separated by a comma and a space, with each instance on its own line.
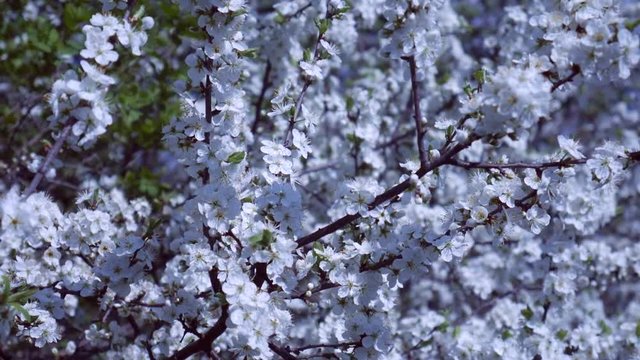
296, 134, 480, 248
403, 55, 427, 165
24, 117, 77, 197
252, 61, 272, 133
550, 64, 581, 93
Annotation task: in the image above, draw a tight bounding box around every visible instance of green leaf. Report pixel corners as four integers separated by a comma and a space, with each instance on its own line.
303, 49, 313, 62
225, 151, 245, 164
63, 4, 92, 31
314, 18, 331, 35
9, 302, 31, 322
274, 13, 287, 25
238, 48, 258, 58
7, 288, 37, 304
436, 71, 451, 85
133, 5, 146, 20
249, 230, 274, 249
436, 320, 449, 333
143, 218, 162, 239
501, 329, 512, 340
445, 125, 455, 140
599, 320, 612, 335
463, 83, 473, 98
335, 5, 351, 17
122, 109, 142, 127
415, 338, 433, 349
521, 306, 534, 320
345, 96, 355, 111
635, 321, 640, 338
626, 19, 640, 31
1, 276, 10, 303
556, 329, 568, 341
312, 242, 324, 256
214, 292, 227, 305
346, 133, 363, 146
473, 68, 485, 85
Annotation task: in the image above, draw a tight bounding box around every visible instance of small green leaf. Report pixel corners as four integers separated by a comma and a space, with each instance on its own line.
436, 72, 451, 85
521, 306, 534, 320
346, 133, 363, 145
556, 329, 568, 341
214, 293, 227, 305
238, 48, 258, 58
436, 320, 449, 333
473, 68, 485, 85
133, 5, 146, 20
445, 125, 455, 140
7, 288, 37, 304
501, 329, 512, 340
143, 218, 162, 239
536, 38, 553, 49
599, 320, 612, 335
625, 19, 640, 31
463, 83, 473, 98
274, 13, 287, 25
312, 242, 324, 255
9, 302, 31, 322
249, 230, 274, 249
226, 151, 245, 164
1, 276, 10, 303
303, 49, 313, 62
345, 96, 355, 111
314, 18, 331, 35
415, 338, 433, 349
635, 321, 640, 338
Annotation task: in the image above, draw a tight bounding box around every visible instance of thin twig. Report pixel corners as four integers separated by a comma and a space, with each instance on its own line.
285, 82, 311, 146
296, 134, 481, 248
447, 158, 586, 170
252, 60, 272, 133
550, 64, 581, 93
169, 268, 228, 360
403, 55, 427, 165
269, 343, 299, 360
24, 117, 77, 197
291, 341, 360, 354
284, 25, 324, 146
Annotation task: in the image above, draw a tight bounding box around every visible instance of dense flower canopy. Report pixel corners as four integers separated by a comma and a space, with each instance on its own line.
1, 0, 640, 359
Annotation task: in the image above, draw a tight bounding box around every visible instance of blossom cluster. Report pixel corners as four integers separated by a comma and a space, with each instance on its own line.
0, 0, 639, 359
48, 12, 153, 147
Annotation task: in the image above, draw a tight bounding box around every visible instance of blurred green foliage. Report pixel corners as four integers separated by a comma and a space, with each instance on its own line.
0, 0, 202, 202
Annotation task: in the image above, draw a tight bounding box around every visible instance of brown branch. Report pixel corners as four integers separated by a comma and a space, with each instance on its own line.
289, 281, 339, 299
375, 98, 464, 151
205, 75, 213, 126
403, 55, 427, 166
284, 24, 325, 146
252, 60, 272, 133
168, 268, 228, 360
550, 64, 581, 93
296, 134, 480, 248
252, 262, 270, 288
363, 190, 538, 272
291, 341, 360, 354
284, 81, 311, 146
24, 117, 77, 197
447, 158, 586, 170
269, 343, 299, 360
